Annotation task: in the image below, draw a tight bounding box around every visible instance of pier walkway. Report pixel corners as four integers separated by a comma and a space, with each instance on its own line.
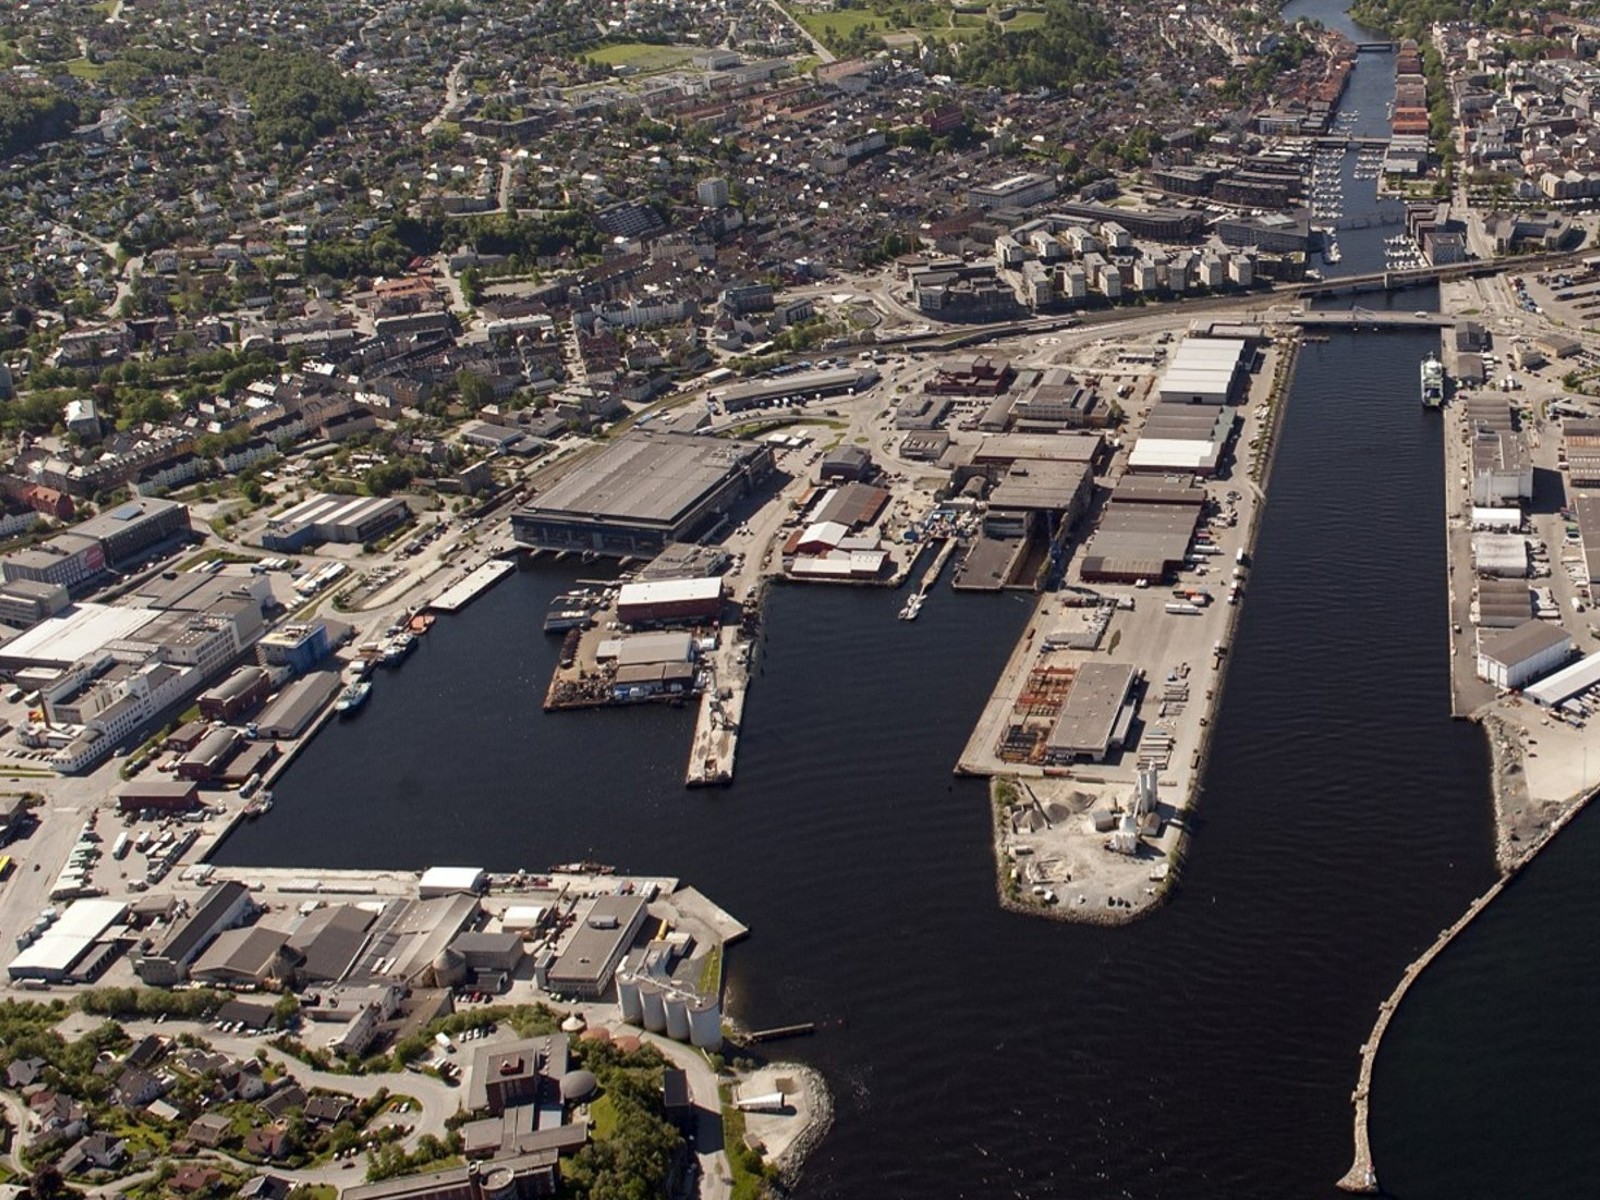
427, 557, 515, 612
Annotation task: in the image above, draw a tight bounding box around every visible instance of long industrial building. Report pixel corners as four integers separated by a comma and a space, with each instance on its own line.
1079, 477, 1206, 583
512, 432, 775, 557
709, 367, 878, 413
261, 494, 410, 552
1045, 662, 1137, 762
1156, 338, 1248, 405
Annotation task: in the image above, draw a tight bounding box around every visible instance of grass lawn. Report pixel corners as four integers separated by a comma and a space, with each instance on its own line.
1001, 9, 1048, 29
585, 42, 697, 72
793, 7, 887, 40
66, 57, 110, 81
589, 1094, 619, 1140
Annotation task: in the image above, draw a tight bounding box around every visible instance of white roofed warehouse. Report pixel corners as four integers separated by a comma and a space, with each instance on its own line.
261, 494, 410, 552
616, 577, 724, 626
1156, 337, 1249, 405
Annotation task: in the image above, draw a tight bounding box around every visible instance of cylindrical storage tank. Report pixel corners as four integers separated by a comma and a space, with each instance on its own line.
481, 1166, 516, 1200
689, 996, 723, 1051
639, 980, 667, 1033
664, 994, 690, 1042
617, 975, 643, 1025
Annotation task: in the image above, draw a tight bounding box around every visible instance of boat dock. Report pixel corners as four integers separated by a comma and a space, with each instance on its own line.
686, 644, 749, 787
428, 558, 515, 613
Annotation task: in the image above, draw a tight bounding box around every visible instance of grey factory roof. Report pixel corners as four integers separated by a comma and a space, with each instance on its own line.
546, 895, 646, 989
71, 495, 183, 541
1576, 493, 1600, 584
191, 924, 294, 982
1111, 476, 1206, 506
522, 432, 768, 526
971, 433, 1102, 465
988, 462, 1090, 512
712, 367, 875, 407
200, 666, 268, 705
1481, 618, 1572, 667
254, 671, 341, 739
286, 904, 376, 983
1084, 502, 1199, 568
1047, 662, 1135, 757
1476, 578, 1533, 627
156, 880, 250, 967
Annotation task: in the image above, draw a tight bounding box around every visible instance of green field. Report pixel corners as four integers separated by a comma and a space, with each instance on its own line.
65, 57, 110, 80
585, 42, 697, 73
793, 8, 893, 41
791, 3, 1037, 52
1001, 9, 1048, 29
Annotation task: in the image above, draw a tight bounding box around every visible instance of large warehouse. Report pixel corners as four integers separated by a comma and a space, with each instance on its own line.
261, 494, 410, 552
617, 577, 724, 626
1127, 404, 1236, 475
710, 367, 879, 413
1156, 337, 1248, 405
512, 432, 775, 557
1079, 480, 1205, 583
1476, 620, 1573, 691
1045, 662, 1137, 762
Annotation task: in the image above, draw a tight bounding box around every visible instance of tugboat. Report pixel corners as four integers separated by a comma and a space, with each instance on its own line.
1420, 352, 1445, 409
335, 680, 372, 715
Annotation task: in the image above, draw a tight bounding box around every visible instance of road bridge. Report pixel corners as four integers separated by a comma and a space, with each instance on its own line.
1288, 308, 1453, 329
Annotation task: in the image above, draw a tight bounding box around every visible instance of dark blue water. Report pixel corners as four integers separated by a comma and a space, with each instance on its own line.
217, 325, 1496, 1197
1370, 810, 1600, 1197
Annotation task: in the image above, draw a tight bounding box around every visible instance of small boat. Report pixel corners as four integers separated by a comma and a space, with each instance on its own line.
335, 681, 372, 714
899, 593, 925, 621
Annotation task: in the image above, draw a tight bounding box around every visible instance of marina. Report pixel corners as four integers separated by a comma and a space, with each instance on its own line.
426, 556, 516, 612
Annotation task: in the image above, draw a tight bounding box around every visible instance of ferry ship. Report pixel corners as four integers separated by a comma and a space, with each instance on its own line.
1420, 353, 1445, 409
335, 680, 372, 714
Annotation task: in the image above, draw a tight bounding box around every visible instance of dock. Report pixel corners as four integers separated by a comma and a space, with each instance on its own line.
427, 558, 515, 612
744, 1022, 816, 1044
686, 644, 749, 787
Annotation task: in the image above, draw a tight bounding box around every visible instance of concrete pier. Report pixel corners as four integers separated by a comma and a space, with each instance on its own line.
685, 649, 747, 787
427, 557, 515, 612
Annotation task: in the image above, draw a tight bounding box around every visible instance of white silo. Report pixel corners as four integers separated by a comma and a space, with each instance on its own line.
618, 973, 644, 1025
664, 993, 690, 1041
639, 980, 667, 1032
689, 995, 723, 1051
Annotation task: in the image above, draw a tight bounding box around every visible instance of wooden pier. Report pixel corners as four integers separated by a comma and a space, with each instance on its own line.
744, 1022, 816, 1044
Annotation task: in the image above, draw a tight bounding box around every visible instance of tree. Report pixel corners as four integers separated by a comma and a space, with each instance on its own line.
456, 370, 494, 409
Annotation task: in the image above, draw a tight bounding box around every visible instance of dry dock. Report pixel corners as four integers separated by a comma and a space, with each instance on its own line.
428, 557, 515, 612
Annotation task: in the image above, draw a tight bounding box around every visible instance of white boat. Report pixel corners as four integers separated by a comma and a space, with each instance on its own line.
1421, 353, 1445, 409
336, 680, 372, 714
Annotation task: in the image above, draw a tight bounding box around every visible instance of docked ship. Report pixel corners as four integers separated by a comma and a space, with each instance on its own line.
543, 590, 600, 634
1420, 352, 1445, 409
335, 680, 372, 715
380, 632, 416, 666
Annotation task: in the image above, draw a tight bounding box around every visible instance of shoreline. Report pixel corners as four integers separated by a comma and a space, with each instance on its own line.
979, 323, 1301, 925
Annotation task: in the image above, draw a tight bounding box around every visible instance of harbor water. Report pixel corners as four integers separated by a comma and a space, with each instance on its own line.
217, 325, 1497, 1197
213, 3, 1554, 1190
